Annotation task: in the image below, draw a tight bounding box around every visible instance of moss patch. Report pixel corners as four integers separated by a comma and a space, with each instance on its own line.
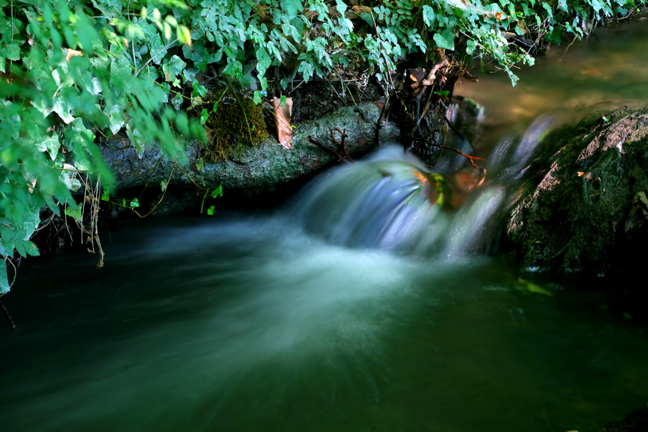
200, 88, 269, 163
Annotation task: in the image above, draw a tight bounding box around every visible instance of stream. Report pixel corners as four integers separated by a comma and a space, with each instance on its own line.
2, 18, 648, 432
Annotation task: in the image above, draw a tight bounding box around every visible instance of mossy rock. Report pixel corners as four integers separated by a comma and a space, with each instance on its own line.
506, 106, 648, 275
200, 88, 269, 162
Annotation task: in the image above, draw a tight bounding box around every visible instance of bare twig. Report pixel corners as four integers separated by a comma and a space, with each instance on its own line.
136, 38, 178, 76
442, 114, 475, 150
415, 136, 485, 170
131, 162, 176, 218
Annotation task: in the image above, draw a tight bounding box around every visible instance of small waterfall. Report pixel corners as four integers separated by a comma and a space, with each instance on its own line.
442, 186, 505, 259
288, 114, 557, 258
289, 146, 451, 254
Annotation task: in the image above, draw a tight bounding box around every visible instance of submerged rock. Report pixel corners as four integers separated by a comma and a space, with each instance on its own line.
600, 407, 648, 432
506, 106, 648, 274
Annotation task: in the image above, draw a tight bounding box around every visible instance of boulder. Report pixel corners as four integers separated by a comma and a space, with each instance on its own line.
506, 106, 648, 274
100, 102, 400, 196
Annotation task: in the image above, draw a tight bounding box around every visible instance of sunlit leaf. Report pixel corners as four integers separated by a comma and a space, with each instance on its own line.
211, 185, 223, 198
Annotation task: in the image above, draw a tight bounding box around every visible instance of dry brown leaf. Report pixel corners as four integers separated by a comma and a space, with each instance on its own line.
273, 97, 293, 150
65, 49, 83, 62
352, 5, 373, 14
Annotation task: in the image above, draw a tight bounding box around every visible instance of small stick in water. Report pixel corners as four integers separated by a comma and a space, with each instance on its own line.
1, 300, 16, 329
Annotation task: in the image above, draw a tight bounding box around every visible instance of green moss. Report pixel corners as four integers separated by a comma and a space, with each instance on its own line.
200, 88, 269, 163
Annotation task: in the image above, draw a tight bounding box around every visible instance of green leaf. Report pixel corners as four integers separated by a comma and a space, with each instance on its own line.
200, 109, 209, 125
212, 102, 218, 113
102, 190, 110, 201
37, 136, 62, 160
130, 198, 140, 208
14, 240, 40, 258
253, 91, 262, 105
196, 157, 204, 171
280, 95, 287, 107
207, 205, 215, 216
433, 29, 455, 50
65, 206, 83, 221
177, 25, 192, 46
192, 81, 207, 98
162, 55, 187, 86
466, 39, 477, 55
280, 0, 303, 18
5, 43, 20, 61
160, 180, 168, 191
211, 184, 223, 198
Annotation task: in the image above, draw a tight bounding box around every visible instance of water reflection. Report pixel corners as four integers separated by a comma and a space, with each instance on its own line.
456, 18, 648, 149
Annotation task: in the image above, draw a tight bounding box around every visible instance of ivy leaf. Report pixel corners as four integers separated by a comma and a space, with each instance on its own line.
52, 98, 76, 124
36, 136, 61, 160
433, 29, 455, 50
211, 184, 223, 198
192, 80, 207, 98
106, 104, 126, 134
65, 206, 83, 221
129, 198, 140, 208
466, 39, 477, 55
207, 205, 215, 216
253, 91, 262, 105
5, 43, 20, 61
280, 0, 303, 19
160, 180, 167, 191
280, 95, 287, 107
196, 157, 204, 171
101, 190, 110, 201
162, 55, 187, 85
14, 240, 40, 258
200, 108, 209, 125
171, 93, 183, 110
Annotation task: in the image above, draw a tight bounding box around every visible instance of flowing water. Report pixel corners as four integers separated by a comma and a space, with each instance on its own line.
2, 18, 648, 432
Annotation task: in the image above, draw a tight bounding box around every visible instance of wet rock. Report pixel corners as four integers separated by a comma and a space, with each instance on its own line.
101, 102, 400, 195
506, 106, 648, 274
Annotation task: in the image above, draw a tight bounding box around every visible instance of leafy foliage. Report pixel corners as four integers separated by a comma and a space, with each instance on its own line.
0, 0, 204, 293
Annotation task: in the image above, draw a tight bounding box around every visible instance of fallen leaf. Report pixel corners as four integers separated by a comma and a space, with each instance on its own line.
518, 277, 553, 296
352, 5, 373, 13
273, 96, 293, 150
65, 48, 83, 62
